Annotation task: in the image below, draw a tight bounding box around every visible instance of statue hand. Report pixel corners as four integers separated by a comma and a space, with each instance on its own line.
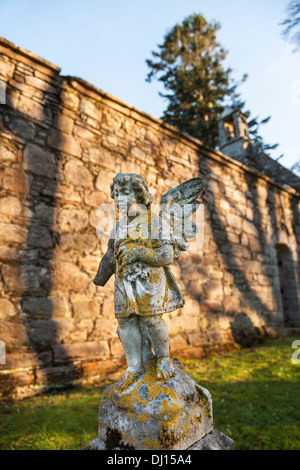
117, 245, 154, 278
117, 245, 144, 266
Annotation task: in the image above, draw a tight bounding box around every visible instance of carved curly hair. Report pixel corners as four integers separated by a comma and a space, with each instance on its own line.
110, 173, 153, 207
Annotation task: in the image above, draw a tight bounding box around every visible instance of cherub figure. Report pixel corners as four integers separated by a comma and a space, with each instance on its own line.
94, 173, 205, 389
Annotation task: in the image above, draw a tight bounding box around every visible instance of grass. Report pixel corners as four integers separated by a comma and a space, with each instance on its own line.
0, 336, 299, 450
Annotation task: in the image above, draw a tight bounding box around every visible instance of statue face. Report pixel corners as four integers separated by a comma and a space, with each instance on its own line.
113, 182, 137, 214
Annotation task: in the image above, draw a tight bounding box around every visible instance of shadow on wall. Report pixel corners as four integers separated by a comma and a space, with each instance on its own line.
1, 70, 81, 395
230, 313, 264, 347
175, 151, 300, 348
276, 243, 300, 327
290, 196, 300, 327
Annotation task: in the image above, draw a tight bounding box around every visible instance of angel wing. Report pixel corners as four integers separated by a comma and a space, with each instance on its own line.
159, 177, 206, 254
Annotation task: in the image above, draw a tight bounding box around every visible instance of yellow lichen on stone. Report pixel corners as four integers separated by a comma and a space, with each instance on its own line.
141, 436, 161, 450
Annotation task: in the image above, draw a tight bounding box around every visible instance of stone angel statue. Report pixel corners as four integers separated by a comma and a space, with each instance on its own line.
93, 173, 205, 389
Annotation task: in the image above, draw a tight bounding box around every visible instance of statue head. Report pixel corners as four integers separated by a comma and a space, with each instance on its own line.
110, 173, 153, 214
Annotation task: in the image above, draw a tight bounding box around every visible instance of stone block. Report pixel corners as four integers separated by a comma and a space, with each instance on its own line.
63, 158, 93, 187
205, 279, 224, 299
51, 262, 89, 292
167, 313, 198, 335
188, 430, 235, 450
226, 232, 240, 244
60, 89, 79, 111
27, 318, 73, 345
93, 317, 119, 339
0, 146, 18, 162
208, 180, 220, 194
79, 98, 102, 121
22, 296, 70, 319
241, 232, 249, 246
48, 130, 82, 157
18, 94, 49, 122
53, 341, 110, 363
223, 296, 240, 313
82, 359, 126, 380
72, 301, 100, 319
84, 147, 105, 165
1, 264, 24, 295
180, 346, 205, 360
33, 202, 55, 225
84, 190, 107, 207
101, 295, 115, 318
182, 297, 201, 316
219, 199, 231, 212
231, 244, 251, 259
23, 143, 57, 179
0, 55, 15, 79
0, 298, 17, 319
2, 168, 29, 194
9, 79, 44, 100
242, 219, 257, 237
4, 348, 52, 369
170, 333, 188, 351
35, 365, 80, 385
72, 317, 92, 330
0, 369, 34, 391
145, 129, 160, 146
68, 329, 89, 342
200, 300, 223, 312
6, 87, 20, 109
74, 124, 99, 140
60, 233, 97, 253
24, 75, 57, 93
27, 224, 53, 249
55, 184, 82, 203
206, 327, 226, 344
8, 116, 36, 141
243, 260, 263, 274
187, 332, 206, 347
109, 338, 124, 357
1, 321, 28, 347
0, 222, 27, 245
53, 113, 74, 134
95, 170, 116, 193
101, 133, 119, 149
23, 265, 47, 293
56, 208, 89, 233
225, 213, 243, 231
130, 146, 147, 161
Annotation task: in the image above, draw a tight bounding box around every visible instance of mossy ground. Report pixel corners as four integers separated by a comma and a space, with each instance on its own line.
0, 336, 299, 450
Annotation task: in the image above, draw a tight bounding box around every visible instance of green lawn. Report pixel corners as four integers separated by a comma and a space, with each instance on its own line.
0, 336, 299, 450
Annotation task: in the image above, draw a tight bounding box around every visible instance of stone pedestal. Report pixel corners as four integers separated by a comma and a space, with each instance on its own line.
188, 430, 235, 450
84, 358, 234, 450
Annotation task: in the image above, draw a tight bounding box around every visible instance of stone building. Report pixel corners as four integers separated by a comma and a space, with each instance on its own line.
0, 38, 300, 399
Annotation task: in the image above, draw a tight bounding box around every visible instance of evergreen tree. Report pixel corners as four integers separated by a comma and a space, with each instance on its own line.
246, 114, 279, 155
146, 13, 278, 154
146, 13, 245, 148
281, 1, 300, 174
281, 0, 300, 51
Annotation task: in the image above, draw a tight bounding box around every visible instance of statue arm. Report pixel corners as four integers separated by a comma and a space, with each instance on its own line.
117, 244, 174, 269
93, 240, 115, 286
139, 245, 174, 267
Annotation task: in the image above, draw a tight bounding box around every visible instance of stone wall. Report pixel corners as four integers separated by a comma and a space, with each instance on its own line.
1, 38, 300, 399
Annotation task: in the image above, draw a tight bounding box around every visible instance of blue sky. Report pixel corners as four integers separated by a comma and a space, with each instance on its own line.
1, 0, 299, 170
